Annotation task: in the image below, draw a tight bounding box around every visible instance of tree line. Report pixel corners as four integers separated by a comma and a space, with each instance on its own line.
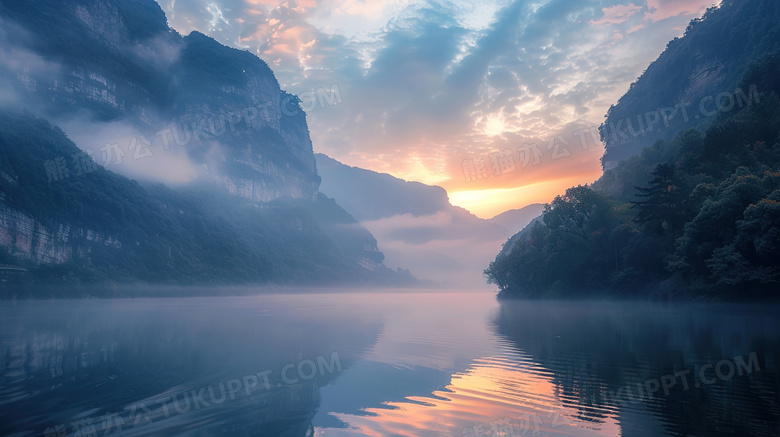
485, 55, 780, 300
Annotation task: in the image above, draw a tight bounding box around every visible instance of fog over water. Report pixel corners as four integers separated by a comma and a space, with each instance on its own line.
1, 290, 778, 436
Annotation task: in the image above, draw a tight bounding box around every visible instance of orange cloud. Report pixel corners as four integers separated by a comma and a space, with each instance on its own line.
645, 0, 716, 22
166, 0, 720, 220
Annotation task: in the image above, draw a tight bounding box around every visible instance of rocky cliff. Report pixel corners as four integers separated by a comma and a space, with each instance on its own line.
0, 0, 320, 202
0, 0, 412, 288
599, 0, 780, 168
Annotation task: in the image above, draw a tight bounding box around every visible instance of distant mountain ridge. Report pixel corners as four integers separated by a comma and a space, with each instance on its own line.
315, 153, 451, 221
315, 153, 509, 238
316, 153, 513, 288
488, 204, 545, 235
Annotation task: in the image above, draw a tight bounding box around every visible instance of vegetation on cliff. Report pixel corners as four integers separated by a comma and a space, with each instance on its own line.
486, 54, 780, 300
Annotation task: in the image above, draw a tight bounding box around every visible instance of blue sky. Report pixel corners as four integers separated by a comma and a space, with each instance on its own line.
161, 0, 717, 217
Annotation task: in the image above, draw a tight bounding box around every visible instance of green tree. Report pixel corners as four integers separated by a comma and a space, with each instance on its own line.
632, 163, 686, 235
707, 189, 780, 287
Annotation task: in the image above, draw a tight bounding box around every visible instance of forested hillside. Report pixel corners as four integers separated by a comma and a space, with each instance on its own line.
486, 54, 780, 300
0, 112, 413, 293
0, 0, 415, 293
600, 0, 780, 167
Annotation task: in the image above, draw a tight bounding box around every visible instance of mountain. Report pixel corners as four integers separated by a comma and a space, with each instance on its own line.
487, 0, 780, 300
0, 0, 414, 291
1, 0, 318, 201
0, 110, 415, 290
488, 204, 545, 235
316, 153, 451, 221
599, 0, 780, 169
316, 153, 511, 288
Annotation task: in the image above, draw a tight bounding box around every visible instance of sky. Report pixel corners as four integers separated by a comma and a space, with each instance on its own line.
160, 0, 718, 218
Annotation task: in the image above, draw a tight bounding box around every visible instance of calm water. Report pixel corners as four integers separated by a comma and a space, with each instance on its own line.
1, 291, 778, 436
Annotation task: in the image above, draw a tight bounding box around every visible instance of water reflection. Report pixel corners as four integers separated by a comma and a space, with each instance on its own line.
1, 293, 779, 437
312, 295, 618, 437
0, 296, 383, 436
312, 297, 780, 437
494, 300, 780, 437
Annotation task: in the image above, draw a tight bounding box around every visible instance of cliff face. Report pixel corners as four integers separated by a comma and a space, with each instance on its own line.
0, 203, 122, 265
1, 0, 320, 202
0, 203, 74, 265
0, 1, 410, 286
170, 31, 320, 201
599, 0, 780, 168
0, 110, 413, 285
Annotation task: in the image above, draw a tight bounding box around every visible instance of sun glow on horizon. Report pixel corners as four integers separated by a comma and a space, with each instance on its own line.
163, 0, 720, 223
447, 173, 602, 219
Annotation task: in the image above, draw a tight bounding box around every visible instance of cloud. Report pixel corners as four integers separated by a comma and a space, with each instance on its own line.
0, 46, 60, 109
128, 33, 184, 71
0, 13, 204, 186
645, 0, 716, 22
590, 3, 642, 25
56, 117, 205, 185
0, 17, 64, 109
160, 0, 716, 214
359, 210, 511, 288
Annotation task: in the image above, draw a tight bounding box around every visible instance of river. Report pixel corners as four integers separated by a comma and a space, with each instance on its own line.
1, 290, 778, 436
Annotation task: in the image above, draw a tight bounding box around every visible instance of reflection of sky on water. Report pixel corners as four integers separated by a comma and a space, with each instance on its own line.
313, 294, 621, 437
1, 292, 778, 436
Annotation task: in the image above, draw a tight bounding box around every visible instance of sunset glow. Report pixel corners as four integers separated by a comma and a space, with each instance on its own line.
160, 0, 717, 216
448, 174, 602, 218
2, 2, 779, 437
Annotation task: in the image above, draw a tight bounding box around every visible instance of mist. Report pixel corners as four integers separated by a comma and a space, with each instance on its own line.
56, 117, 208, 185
359, 210, 512, 289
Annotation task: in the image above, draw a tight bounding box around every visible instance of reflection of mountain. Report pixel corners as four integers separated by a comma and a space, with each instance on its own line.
0, 297, 383, 436
315, 153, 511, 287
495, 300, 780, 436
